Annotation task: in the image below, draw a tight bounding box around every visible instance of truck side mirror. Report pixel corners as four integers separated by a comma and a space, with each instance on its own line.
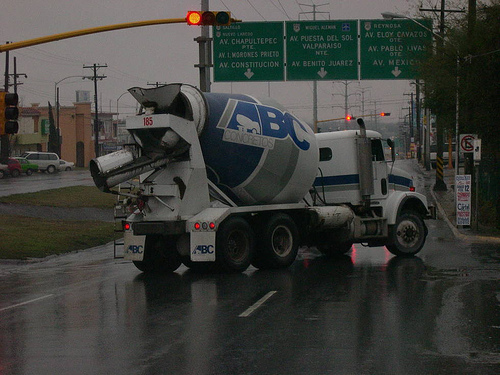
386, 139, 395, 162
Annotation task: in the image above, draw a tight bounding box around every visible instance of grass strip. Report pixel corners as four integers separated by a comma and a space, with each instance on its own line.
0, 215, 114, 260
0, 186, 117, 209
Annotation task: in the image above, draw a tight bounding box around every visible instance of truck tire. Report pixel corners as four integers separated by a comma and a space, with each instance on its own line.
216, 216, 254, 272
386, 211, 427, 257
252, 213, 299, 269
133, 235, 182, 273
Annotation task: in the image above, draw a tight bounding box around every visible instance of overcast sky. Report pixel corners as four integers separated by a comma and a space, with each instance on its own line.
2, 0, 423, 127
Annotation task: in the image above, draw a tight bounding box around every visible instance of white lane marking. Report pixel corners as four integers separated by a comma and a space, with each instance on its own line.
0, 294, 55, 312
239, 290, 277, 318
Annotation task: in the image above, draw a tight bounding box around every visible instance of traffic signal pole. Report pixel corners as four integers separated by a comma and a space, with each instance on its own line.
0, 18, 187, 53
1, 47, 9, 161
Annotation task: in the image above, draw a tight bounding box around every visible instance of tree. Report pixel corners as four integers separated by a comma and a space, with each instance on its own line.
47, 102, 59, 155
418, 0, 500, 228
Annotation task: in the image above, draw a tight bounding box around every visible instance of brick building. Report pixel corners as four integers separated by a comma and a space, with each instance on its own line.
14, 102, 95, 167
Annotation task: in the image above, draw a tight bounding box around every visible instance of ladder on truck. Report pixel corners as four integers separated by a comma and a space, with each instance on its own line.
113, 183, 135, 259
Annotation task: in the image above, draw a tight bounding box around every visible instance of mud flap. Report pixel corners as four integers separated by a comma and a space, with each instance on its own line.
124, 230, 146, 261
190, 231, 216, 262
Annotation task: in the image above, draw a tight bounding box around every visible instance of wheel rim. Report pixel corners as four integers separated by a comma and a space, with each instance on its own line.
227, 230, 249, 262
395, 219, 419, 249
271, 225, 293, 258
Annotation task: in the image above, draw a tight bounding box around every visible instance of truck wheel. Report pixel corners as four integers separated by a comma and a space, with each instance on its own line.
386, 212, 426, 257
319, 242, 353, 257
252, 213, 299, 269
133, 235, 182, 273
216, 216, 254, 272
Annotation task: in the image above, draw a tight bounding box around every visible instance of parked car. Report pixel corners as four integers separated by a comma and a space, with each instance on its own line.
59, 160, 74, 171
20, 151, 60, 174
0, 158, 22, 178
14, 157, 39, 175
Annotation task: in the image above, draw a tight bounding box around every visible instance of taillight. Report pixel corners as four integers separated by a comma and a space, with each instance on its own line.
410, 186, 416, 192
193, 222, 216, 231
124, 223, 131, 230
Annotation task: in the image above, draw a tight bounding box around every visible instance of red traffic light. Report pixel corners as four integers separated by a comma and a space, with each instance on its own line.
380, 112, 391, 117
186, 11, 202, 25
346, 115, 352, 121
186, 11, 231, 26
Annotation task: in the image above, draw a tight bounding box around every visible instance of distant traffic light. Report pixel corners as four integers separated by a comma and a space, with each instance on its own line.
380, 112, 391, 117
0, 91, 19, 135
186, 11, 232, 26
345, 115, 352, 121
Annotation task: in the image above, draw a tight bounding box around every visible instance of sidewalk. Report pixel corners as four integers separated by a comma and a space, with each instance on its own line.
421, 164, 500, 244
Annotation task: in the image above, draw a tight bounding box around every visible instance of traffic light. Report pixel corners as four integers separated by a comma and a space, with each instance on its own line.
380, 112, 391, 117
0, 91, 19, 135
345, 115, 352, 121
186, 11, 232, 26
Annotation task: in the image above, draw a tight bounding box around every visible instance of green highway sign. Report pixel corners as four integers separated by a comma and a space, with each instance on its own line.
285, 20, 358, 80
213, 20, 432, 82
213, 22, 284, 82
360, 19, 433, 80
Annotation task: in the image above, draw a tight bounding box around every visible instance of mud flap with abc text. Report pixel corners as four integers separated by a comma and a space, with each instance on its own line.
190, 231, 216, 262
124, 231, 146, 261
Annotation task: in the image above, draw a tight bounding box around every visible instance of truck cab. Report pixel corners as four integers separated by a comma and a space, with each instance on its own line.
314, 130, 413, 206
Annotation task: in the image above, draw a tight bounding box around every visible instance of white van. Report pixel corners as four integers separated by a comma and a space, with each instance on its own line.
21, 151, 60, 174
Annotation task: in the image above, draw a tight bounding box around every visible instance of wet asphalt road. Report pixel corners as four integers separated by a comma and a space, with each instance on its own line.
1, 163, 499, 374
0, 170, 94, 197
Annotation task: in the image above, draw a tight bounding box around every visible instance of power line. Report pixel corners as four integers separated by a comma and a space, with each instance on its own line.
245, 0, 266, 20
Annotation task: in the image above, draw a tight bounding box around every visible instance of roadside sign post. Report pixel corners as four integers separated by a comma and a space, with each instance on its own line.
473, 139, 482, 230
455, 174, 472, 226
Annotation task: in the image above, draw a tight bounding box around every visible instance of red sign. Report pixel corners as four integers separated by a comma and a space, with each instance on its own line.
459, 134, 476, 153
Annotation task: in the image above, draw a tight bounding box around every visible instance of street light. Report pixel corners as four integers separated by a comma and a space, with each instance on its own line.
381, 12, 461, 178
116, 92, 130, 121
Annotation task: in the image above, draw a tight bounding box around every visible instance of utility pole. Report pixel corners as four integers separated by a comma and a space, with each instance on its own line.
299, 3, 329, 133
420, 0, 464, 191
415, 79, 421, 162
83, 63, 107, 158
9, 57, 28, 94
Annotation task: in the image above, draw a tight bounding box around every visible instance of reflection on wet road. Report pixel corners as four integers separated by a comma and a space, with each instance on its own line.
1, 226, 499, 374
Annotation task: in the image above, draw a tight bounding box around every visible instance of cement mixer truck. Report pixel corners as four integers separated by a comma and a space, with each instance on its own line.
90, 83, 435, 273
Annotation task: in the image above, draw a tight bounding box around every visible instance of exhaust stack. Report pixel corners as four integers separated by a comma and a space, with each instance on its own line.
356, 118, 374, 210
